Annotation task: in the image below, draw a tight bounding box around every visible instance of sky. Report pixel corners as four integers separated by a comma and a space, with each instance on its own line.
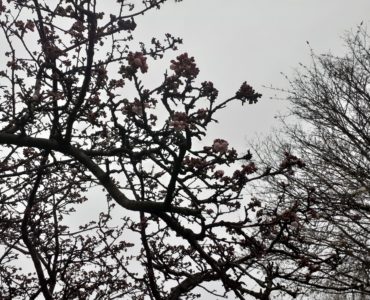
80, 1, 370, 298
73, 1, 370, 298
132, 0, 370, 151
133, 1, 370, 298
3, 1, 370, 299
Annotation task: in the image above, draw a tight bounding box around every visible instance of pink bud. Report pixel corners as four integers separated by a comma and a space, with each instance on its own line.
212, 139, 229, 154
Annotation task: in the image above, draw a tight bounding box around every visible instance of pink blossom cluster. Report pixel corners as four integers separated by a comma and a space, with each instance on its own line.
15, 20, 35, 33
280, 152, 305, 170
87, 111, 98, 124
216, 162, 258, 190
164, 75, 181, 91
280, 209, 298, 223
127, 52, 148, 73
170, 112, 189, 131
212, 139, 229, 154
0, 1, 5, 14
235, 82, 262, 104
71, 21, 85, 32
225, 148, 238, 163
45, 44, 65, 60
170, 53, 199, 79
95, 66, 108, 85
241, 162, 257, 175
196, 108, 208, 120
201, 81, 218, 101
122, 99, 149, 116
117, 19, 137, 31
23, 147, 36, 158
183, 156, 208, 170
214, 170, 225, 179
109, 78, 125, 89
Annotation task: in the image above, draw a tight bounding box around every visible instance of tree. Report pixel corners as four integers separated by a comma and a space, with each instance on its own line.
254, 26, 370, 299
0, 1, 341, 299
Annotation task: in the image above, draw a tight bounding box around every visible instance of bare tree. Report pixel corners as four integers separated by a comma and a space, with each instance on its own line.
254, 25, 370, 299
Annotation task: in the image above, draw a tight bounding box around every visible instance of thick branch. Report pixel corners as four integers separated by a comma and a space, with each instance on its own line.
0, 132, 200, 217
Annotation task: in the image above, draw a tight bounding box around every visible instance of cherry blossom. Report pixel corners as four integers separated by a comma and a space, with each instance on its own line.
212, 139, 229, 154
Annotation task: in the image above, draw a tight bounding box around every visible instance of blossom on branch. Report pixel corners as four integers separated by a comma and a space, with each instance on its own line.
212, 139, 229, 154
170, 53, 199, 79
235, 81, 262, 104
127, 52, 148, 73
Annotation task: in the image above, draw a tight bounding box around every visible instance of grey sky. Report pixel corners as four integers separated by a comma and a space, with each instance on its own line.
4, 1, 370, 299
133, 2, 370, 297
133, 0, 370, 151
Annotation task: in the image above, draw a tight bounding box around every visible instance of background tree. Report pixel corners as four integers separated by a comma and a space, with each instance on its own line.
0, 1, 332, 299
254, 26, 370, 299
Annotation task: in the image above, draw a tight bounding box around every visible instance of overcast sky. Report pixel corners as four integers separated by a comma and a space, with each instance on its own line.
3, 1, 370, 299
133, 2, 370, 297
131, 0, 370, 151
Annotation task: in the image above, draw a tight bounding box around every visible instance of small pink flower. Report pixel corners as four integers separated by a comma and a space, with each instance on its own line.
170, 112, 189, 131
242, 162, 257, 175
201, 81, 218, 101
214, 170, 224, 179
196, 108, 208, 120
127, 52, 148, 73
71, 21, 85, 32
132, 104, 142, 115
235, 82, 262, 104
170, 53, 199, 79
212, 139, 229, 154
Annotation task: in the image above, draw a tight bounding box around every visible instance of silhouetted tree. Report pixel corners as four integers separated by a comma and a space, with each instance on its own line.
0, 1, 338, 299
255, 26, 370, 299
